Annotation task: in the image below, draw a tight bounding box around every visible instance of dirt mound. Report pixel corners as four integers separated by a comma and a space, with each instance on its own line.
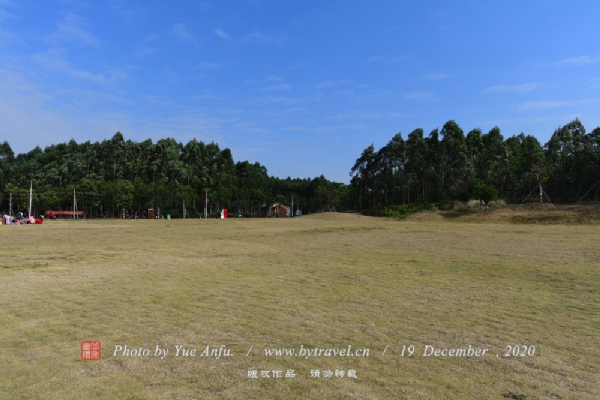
403, 203, 600, 225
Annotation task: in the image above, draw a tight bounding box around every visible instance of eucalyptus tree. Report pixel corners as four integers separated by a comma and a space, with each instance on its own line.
405, 128, 427, 202
424, 128, 441, 200
438, 120, 469, 199
316, 181, 347, 211
0, 141, 14, 192
482, 127, 508, 197
545, 119, 597, 202
502, 133, 546, 201
350, 144, 375, 210
154, 138, 185, 187
591, 127, 600, 158
381, 133, 406, 204
249, 188, 267, 215
11, 146, 43, 187
182, 139, 208, 189
107, 132, 126, 183
466, 128, 484, 179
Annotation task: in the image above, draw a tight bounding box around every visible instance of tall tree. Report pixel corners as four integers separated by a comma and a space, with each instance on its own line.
405, 128, 428, 202
438, 120, 469, 198
350, 144, 375, 210
0, 141, 15, 192
545, 119, 596, 202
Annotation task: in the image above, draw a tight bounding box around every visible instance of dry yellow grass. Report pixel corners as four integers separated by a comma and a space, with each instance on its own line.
1, 211, 599, 399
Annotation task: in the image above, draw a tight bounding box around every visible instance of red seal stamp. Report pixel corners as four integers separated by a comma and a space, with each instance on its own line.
81, 341, 101, 360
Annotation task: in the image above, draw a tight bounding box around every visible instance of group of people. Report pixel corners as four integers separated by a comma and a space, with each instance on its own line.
1, 212, 43, 225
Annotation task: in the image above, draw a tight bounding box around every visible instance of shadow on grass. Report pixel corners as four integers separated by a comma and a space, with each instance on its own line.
439, 210, 484, 219
509, 215, 563, 224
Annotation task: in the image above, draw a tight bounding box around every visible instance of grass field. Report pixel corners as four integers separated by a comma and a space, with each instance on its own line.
1, 208, 599, 399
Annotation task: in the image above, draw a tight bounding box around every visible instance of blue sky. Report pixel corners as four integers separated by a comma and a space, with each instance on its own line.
1, 0, 599, 183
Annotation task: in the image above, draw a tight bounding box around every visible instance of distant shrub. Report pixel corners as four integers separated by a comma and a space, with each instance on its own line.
436, 202, 453, 211
366, 203, 425, 218
452, 201, 470, 212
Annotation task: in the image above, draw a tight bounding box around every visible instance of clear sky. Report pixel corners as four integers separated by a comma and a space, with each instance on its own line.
1, 0, 599, 183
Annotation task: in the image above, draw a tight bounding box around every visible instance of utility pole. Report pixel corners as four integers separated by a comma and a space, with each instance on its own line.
291, 196, 294, 217
73, 188, 78, 219
205, 190, 208, 219
28, 181, 33, 218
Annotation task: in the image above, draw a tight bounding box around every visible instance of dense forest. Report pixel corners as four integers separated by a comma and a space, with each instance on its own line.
1, 118, 599, 218
350, 119, 600, 213
0, 133, 344, 218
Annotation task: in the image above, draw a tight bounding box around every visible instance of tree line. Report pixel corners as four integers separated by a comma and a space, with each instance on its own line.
0, 133, 346, 218
1, 118, 599, 218
349, 118, 600, 211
